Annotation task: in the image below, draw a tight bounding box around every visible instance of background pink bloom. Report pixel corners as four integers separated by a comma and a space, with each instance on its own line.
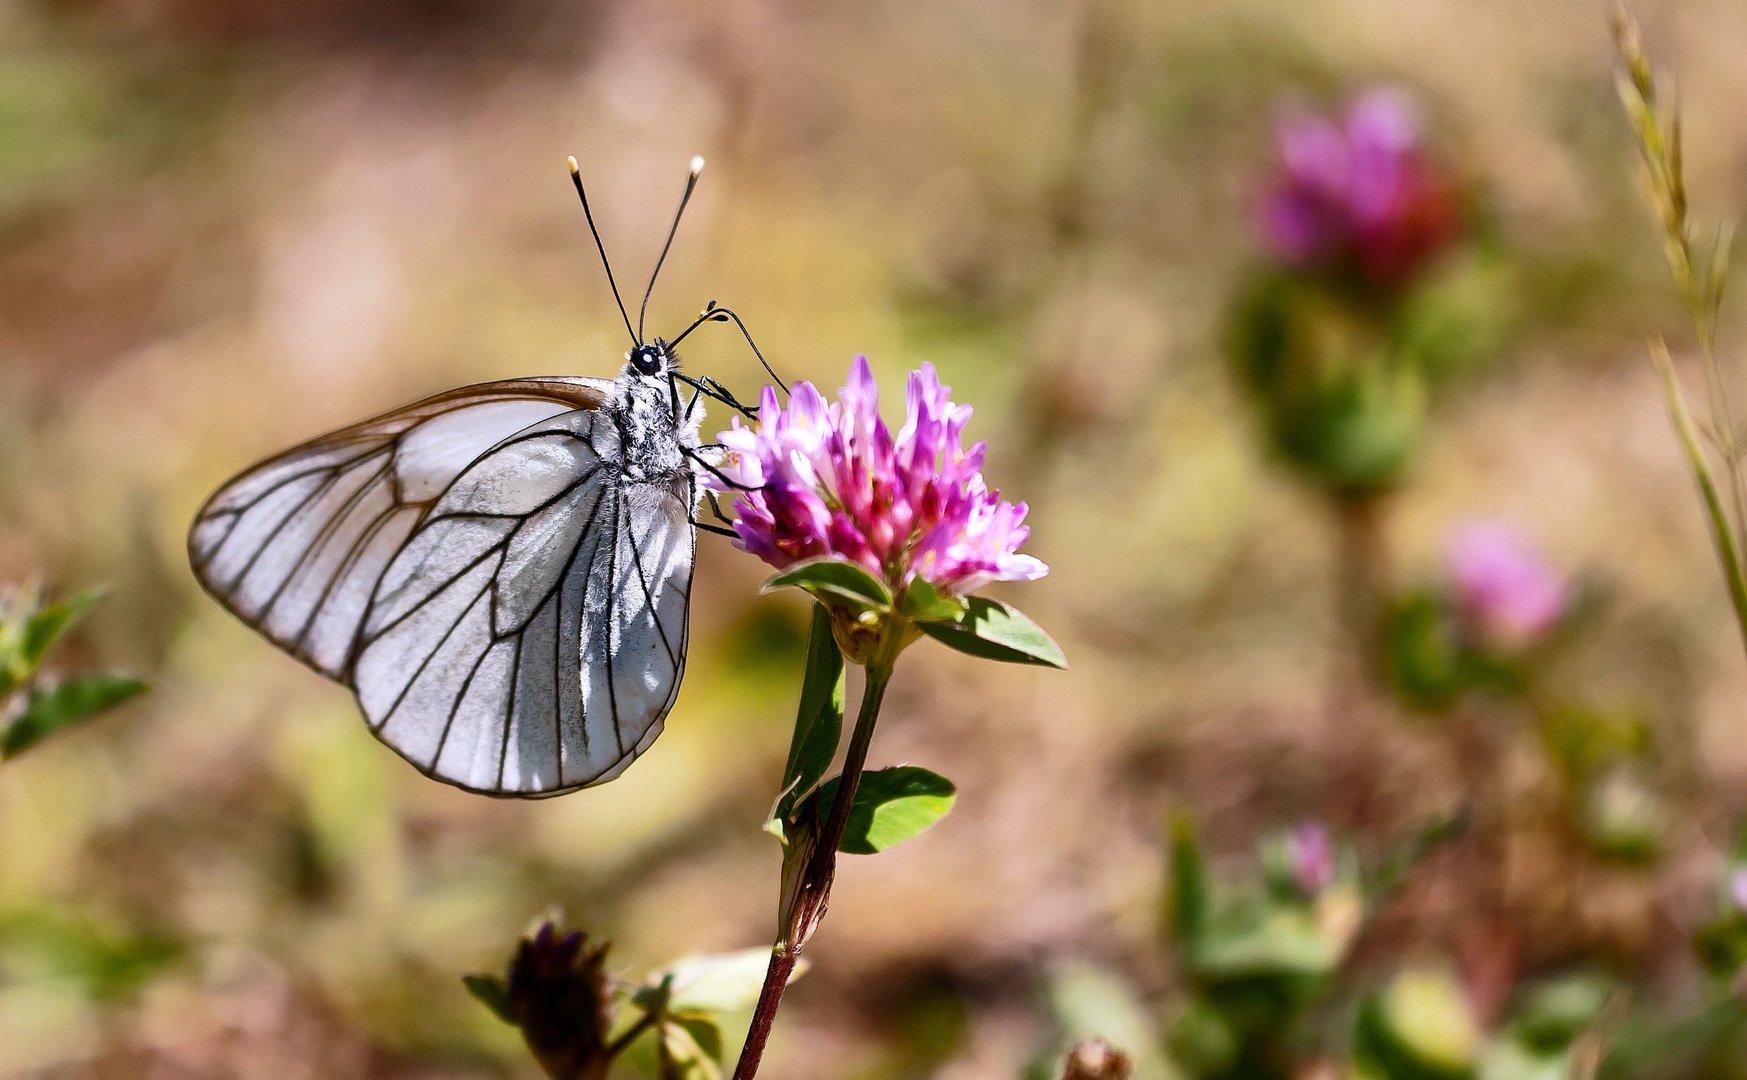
1259, 89, 1459, 291
705, 356, 1047, 597
1448, 521, 1567, 651
1286, 821, 1335, 896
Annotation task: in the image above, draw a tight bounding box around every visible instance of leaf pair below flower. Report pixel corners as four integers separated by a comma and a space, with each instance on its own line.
762, 558, 1066, 669
917, 595, 1066, 668
763, 559, 892, 611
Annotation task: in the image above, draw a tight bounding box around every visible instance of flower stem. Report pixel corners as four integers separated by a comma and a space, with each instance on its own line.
1324, 492, 1389, 824
1652, 339, 1747, 665
732, 657, 896, 1080
1335, 492, 1390, 669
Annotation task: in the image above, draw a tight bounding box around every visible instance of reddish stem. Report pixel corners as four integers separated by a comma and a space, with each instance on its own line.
731, 660, 893, 1080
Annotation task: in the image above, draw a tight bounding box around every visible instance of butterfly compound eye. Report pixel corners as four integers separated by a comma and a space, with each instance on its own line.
629, 344, 663, 376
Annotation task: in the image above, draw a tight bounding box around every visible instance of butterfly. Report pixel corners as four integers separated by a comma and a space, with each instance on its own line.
188, 155, 779, 798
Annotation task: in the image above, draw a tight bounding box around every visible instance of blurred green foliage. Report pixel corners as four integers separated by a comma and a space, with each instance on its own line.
0, 907, 178, 1003
1165, 818, 1359, 1080
1229, 272, 1427, 494
1228, 258, 1514, 497
0, 584, 144, 759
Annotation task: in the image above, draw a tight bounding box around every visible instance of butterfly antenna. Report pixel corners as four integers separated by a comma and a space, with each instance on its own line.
639, 155, 705, 344
568, 156, 639, 346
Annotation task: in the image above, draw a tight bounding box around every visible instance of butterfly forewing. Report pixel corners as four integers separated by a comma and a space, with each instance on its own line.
189, 378, 617, 681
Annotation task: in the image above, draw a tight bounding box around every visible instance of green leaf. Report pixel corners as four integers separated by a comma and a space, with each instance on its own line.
917, 597, 1065, 668
1693, 911, 1747, 980
462, 973, 517, 1025
898, 578, 966, 622
761, 558, 892, 610
1352, 971, 1482, 1080
814, 765, 957, 855
1168, 814, 1210, 948
769, 605, 844, 836
0, 908, 180, 1002
22, 587, 104, 669
1383, 592, 1465, 713
1373, 811, 1469, 900
660, 1019, 722, 1080
1479, 1040, 1569, 1080
655, 948, 787, 1014
1183, 907, 1344, 980
1507, 971, 1616, 1054
1599, 998, 1747, 1079
673, 1014, 724, 1063
1, 673, 147, 758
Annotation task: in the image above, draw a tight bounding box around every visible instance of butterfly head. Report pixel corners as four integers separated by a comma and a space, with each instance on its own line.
627, 339, 677, 378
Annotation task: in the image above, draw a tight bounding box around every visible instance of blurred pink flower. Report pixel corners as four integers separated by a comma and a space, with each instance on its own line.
1287, 821, 1335, 896
705, 356, 1047, 597
1731, 867, 1747, 913
1260, 90, 1459, 291
1448, 522, 1567, 651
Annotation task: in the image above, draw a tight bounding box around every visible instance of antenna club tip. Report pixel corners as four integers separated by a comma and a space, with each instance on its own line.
567, 156, 580, 175
690, 155, 706, 175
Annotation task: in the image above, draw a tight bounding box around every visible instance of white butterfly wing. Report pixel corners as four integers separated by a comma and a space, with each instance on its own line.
190, 378, 619, 679
350, 408, 695, 795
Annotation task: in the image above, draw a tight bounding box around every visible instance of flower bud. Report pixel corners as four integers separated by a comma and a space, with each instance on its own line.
1059, 1037, 1133, 1080
506, 922, 616, 1080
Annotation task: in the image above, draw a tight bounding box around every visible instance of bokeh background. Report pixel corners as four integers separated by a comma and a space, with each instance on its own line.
4, 0, 1747, 1076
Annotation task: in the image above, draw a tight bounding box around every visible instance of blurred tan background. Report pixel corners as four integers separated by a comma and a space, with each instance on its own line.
3, 0, 1747, 1076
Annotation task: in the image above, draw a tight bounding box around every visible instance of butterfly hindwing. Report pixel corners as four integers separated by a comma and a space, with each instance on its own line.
351, 408, 697, 796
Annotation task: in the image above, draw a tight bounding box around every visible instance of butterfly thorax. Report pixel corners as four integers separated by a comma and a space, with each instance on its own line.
606, 342, 701, 490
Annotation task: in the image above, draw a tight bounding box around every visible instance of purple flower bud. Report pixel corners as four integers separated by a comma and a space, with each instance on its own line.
1258, 89, 1459, 291
1447, 522, 1567, 651
505, 922, 615, 1080
1287, 821, 1335, 896
703, 356, 1048, 597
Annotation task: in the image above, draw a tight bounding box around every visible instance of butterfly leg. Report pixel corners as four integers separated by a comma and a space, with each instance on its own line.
706, 491, 733, 525
684, 476, 738, 537
691, 517, 737, 538
680, 444, 763, 492
673, 373, 757, 419
701, 376, 759, 416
